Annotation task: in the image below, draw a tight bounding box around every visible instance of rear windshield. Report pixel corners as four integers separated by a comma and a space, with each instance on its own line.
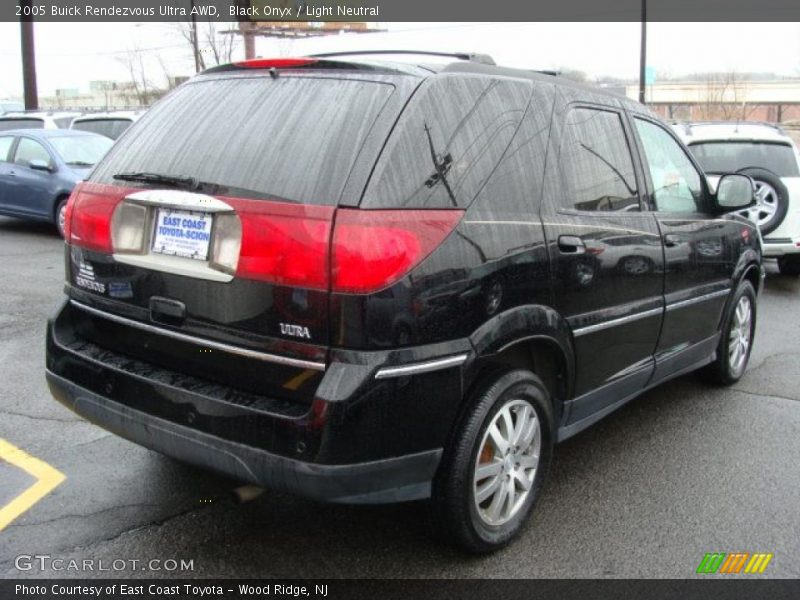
50, 135, 114, 167
688, 141, 800, 178
0, 118, 44, 131
92, 76, 394, 204
72, 118, 133, 140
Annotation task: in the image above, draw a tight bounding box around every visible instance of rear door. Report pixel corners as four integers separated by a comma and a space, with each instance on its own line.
630, 116, 739, 379
65, 72, 408, 405
0, 135, 16, 207
541, 95, 664, 422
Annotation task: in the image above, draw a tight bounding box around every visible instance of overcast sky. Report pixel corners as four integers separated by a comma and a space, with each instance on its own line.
1, 21, 799, 98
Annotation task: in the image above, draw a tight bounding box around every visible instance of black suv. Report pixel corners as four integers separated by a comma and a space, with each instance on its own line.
46, 53, 764, 553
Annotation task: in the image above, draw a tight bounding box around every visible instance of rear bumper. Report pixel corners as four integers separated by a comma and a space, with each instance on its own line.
46, 370, 440, 504
762, 237, 800, 257
46, 298, 472, 504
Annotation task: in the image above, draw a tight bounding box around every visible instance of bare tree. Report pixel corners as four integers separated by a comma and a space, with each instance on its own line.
117, 45, 155, 106
699, 72, 759, 121
176, 21, 239, 71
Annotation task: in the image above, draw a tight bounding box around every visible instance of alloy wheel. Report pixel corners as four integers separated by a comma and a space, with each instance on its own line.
473, 399, 540, 526
728, 295, 752, 376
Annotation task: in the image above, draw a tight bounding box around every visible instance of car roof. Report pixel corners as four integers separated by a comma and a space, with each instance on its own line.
72, 110, 143, 122
674, 121, 793, 144
200, 55, 640, 111
0, 111, 81, 119
0, 128, 100, 139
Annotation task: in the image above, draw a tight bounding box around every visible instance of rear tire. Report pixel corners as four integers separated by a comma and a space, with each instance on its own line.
54, 197, 69, 239
703, 281, 756, 386
431, 369, 553, 553
777, 255, 800, 276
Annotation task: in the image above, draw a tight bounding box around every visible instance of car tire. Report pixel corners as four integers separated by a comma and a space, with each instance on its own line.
736, 168, 789, 236
54, 197, 69, 239
703, 280, 757, 386
431, 368, 553, 553
777, 255, 800, 276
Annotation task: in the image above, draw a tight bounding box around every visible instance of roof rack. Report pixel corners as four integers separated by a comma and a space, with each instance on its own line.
309, 50, 496, 66
674, 120, 787, 135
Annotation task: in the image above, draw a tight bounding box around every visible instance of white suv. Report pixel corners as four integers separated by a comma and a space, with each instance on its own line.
674, 121, 800, 275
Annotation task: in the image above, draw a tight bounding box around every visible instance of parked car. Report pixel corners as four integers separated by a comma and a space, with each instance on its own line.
46, 52, 763, 553
0, 129, 113, 236
674, 121, 800, 275
0, 100, 25, 114
71, 110, 143, 140
0, 111, 81, 131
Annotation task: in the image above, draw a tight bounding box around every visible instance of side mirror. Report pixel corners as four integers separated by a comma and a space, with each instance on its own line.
29, 158, 53, 172
714, 173, 755, 211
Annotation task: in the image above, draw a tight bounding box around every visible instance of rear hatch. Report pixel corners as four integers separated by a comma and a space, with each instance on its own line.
63, 65, 408, 405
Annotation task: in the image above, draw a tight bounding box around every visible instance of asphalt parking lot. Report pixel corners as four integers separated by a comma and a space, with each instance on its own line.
1, 216, 798, 579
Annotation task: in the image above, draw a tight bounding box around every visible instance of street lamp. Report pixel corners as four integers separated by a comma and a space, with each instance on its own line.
638, 0, 647, 104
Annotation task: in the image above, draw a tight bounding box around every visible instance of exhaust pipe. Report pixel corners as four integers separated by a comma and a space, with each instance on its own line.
232, 484, 264, 504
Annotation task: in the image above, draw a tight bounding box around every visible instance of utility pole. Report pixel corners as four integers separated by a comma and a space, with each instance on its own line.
190, 0, 201, 72
638, 0, 647, 104
20, 1, 39, 110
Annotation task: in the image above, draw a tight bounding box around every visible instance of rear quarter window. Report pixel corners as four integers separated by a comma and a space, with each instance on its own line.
0, 118, 44, 131
361, 74, 532, 209
73, 118, 132, 140
688, 141, 800, 178
92, 75, 395, 205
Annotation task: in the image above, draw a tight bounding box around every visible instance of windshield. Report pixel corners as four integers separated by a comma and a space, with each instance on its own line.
0, 118, 44, 131
50, 135, 114, 167
688, 141, 800, 177
72, 118, 133, 140
91, 76, 394, 205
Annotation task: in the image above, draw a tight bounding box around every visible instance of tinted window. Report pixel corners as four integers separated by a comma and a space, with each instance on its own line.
362, 75, 531, 209
559, 108, 639, 211
92, 76, 394, 205
688, 142, 800, 178
635, 119, 704, 213
72, 118, 132, 140
0, 136, 13, 162
14, 137, 51, 166
50, 135, 113, 167
0, 118, 44, 131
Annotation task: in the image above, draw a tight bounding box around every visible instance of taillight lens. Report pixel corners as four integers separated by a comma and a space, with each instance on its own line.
332, 209, 463, 293
233, 57, 318, 69
228, 198, 334, 290
68, 183, 126, 253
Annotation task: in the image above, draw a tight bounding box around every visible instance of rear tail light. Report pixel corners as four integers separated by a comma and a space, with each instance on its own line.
68, 185, 462, 295
332, 209, 463, 293
111, 202, 147, 253
209, 213, 242, 275
68, 183, 125, 253
229, 199, 334, 290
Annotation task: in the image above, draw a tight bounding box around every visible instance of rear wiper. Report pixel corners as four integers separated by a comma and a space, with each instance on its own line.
67, 161, 94, 167
113, 171, 199, 189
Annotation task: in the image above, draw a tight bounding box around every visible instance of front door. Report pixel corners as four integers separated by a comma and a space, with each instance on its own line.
631, 117, 741, 380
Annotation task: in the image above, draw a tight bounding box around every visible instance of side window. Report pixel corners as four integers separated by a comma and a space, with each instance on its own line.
0, 136, 13, 162
14, 137, 51, 167
634, 118, 704, 213
559, 107, 639, 212
362, 75, 531, 209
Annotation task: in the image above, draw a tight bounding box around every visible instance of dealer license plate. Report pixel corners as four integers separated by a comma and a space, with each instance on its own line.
151, 208, 213, 261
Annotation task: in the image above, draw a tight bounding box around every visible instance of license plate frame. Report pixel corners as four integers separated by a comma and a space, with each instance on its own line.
151, 208, 213, 261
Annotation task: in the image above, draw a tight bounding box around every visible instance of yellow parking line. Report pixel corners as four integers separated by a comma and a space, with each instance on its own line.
0, 439, 66, 531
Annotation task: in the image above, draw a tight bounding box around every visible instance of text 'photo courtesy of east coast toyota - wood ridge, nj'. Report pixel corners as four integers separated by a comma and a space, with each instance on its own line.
1, 0, 800, 598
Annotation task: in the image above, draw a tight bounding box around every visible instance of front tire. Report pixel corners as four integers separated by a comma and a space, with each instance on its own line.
431, 369, 553, 553
777, 255, 800, 277
704, 280, 756, 385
